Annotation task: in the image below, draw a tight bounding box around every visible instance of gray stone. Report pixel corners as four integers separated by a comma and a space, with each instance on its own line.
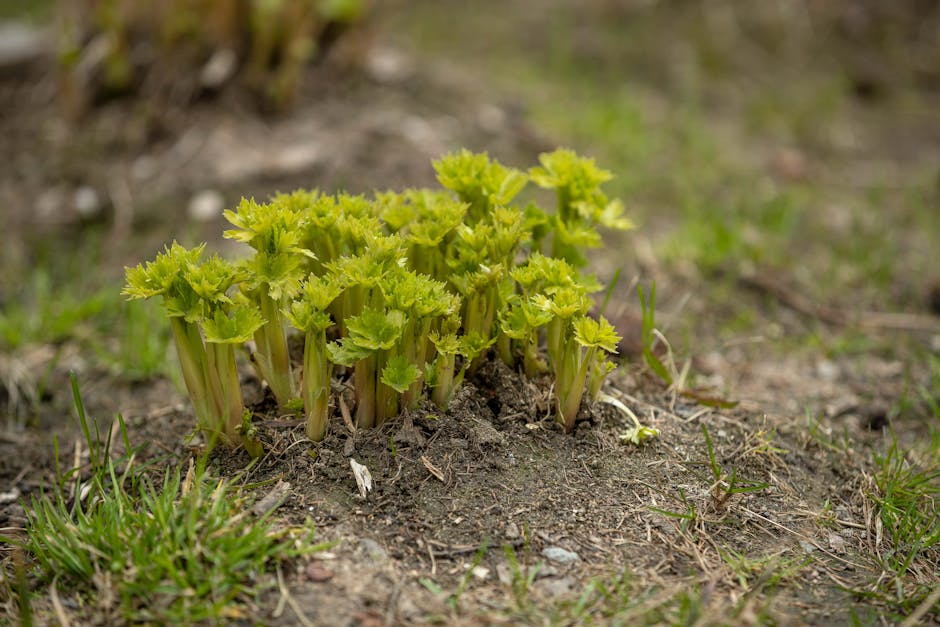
365, 46, 413, 84
74, 186, 101, 218
542, 546, 580, 564
200, 48, 238, 89
0, 23, 47, 71
188, 189, 224, 222
534, 575, 578, 598
358, 538, 387, 563
816, 359, 840, 381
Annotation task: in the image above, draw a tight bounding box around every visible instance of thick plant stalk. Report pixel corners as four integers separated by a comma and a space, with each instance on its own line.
556, 346, 595, 433
522, 333, 543, 379
206, 342, 245, 445
354, 355, 376, 429
302, 330, 332, 441
496, 333, 515, 369
545, 316, 564, 367
257, 291, 295, 409
465, 290, 497, 374
403, 317, 432, 410
373, 349, 392, 426
431, 352, 456, 409
378, 381, 399, 426
169, 318, 212, 432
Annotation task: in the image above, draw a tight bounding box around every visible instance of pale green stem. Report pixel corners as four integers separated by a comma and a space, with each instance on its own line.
431, 352, 456, 409
404, 318, 431, 410
251, 326, 273, 391
557, 346, 596, 432
302, 330, 332, 442
259, 291, 295, 409
170, 318, 212, 432
207, 342, 244, 445
374, 348, 391, 425
354, 354, 376, 429
379, 382, 399, 426
522, 333, 544, 379
546, 317, 564, 368
496, 332, 514, 368
587, 356, 607, 402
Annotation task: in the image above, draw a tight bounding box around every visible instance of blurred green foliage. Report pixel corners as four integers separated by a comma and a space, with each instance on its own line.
57, 0, 367, 113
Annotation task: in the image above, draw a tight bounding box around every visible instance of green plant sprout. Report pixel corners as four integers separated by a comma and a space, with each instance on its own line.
433, 149, 528, 223
125, 149, 639, 452
503, 527, 543, 615
123, 244, 263, 450
286, 273, 343, 441
701, 424, 770, 507
554, 316, 621, 431
425, 331, 494, 410
224, 197, 311, 411
638, 282, 671, 384
529, 148, 634, 266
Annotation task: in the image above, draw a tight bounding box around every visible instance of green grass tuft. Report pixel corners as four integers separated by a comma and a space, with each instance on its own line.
3, 373, 327, 624
872, 429, 940, 575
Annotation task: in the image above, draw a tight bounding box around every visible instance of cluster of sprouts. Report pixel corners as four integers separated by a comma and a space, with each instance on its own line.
124, 149, 632, 452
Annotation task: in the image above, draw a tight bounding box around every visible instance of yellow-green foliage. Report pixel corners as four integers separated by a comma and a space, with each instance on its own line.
125, 149, 632, 451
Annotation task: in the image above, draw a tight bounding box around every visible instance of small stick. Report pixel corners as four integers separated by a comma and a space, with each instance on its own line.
276, 566, 315, 627
252, 480, 291, 517
50, 575, 72, 627
899, 584, 940, 627
421, 456, 446, 483
338, 394, 355, 434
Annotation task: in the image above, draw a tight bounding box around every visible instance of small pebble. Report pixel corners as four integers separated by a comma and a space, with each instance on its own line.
74, 186, 101, 218
305, 562, 334, 582
536, 565, 559, 579
535, 576, 578, 597
200, 48, 237, 89
365, 46, 413, 84
0, 488, 20, 504
477, 104, 507, 133
188, 189, 224, 222
828, 532, 846, 553
0, 22, 47, 70
542, 546, 580, 564
816, 359, 840, 381
358, 538, 387, 563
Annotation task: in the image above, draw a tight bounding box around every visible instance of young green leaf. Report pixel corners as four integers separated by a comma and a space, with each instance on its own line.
529, 149, 613, 208
434, 149, 528, 221
345, 308, 406, 351
381, 355, 421, 393
572, 315, 621, 354
529, 148, 632, 265
201, 307, 266, 344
